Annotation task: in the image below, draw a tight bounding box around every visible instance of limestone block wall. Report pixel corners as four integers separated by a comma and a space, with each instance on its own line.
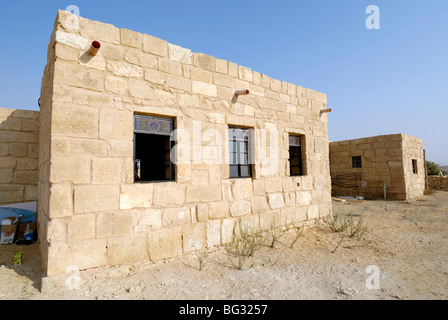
428, 176, 448, 191
401, 135, 425, 199
39, 10, 332, 277
0, 107, 39, 205
329, 134, 425, 200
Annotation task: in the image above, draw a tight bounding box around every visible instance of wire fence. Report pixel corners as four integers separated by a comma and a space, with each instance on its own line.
331, 173, 386, 200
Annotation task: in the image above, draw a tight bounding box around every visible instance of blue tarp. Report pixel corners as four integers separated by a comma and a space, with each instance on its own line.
0, 207, 36, 233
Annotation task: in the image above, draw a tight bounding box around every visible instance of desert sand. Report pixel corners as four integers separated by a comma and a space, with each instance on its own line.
0, 191, 447, 300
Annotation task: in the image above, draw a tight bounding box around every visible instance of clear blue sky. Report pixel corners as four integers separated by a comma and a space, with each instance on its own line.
0, 0, 447, 164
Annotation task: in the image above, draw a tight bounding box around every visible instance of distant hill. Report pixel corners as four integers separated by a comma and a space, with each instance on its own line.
441, 166, 448, 173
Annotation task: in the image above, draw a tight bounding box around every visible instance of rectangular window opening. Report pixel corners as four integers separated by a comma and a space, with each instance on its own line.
134, 115, 175, 183
412, 159, 418, 174
229, 127, 253, 179
289, 135, 305, 176
352, 156, 362, 168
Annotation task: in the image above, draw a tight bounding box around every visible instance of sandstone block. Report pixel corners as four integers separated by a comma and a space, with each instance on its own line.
73, 89, 113, 108
270, 79, 281, 92
252, 179, 266, 195
153, 183, 186, 206
296, 191, 312, 206
251, 196, 270, 214
55, 43, 80, 61
238, 66, 253, 82
0, 169, 13, 183
193, 53, 214, 71
51, 104, 98, 139
158, 58, 182, 75
142, 53, 158, 69
232, 179, 252, 200
215, 58, 228, 74
0, 185, 24, 204
24, 185, 38, 201
67, 138, 108, 157
183, 222, 206, 253
143, 34, 168, 57
0, 157, 16, 169
230, 200, 251, 217
108, 234, 148, 266
46, 244, 71, 276
46, 218, 67, 244
132, 208, 162, 232
9, 143, 27, 157
221, 218, 235, 244
168, 43, 192, 64
50, 156, 91, 184
129, 79, 154, 99
191, 68, 212, 83
186, 185, 221, 203
47, 239, 108, 276
147, 227, 183, 261
54, 62, 105, 92
99, 109, 133, 141
74, 185, 119, 214
144, 68, 166, 85
55, 30, 88, 50
80, 17, 120, 44
265, 178, 283, 193
120, 184, 153, 209
165, 74, 191, 92
268, 193, 285, 209
213, 74, 233, 87
196, 204, 209, 222
222, 180, 232, 201
206, 219, 221, 247
67, 214, 96, 243
0, 144, 7, 156
14, 170, 38, 184
208, 202, 228, 219
111, 211, 134, 236
49, 184, 73, 218
121, 28, 143, 48
107, 60, 144, 78
192, 81, 217, 97
92, 158, 122, 184
163, 207, 191, 226
307, 205, 319, 220
259, 210, 282, 230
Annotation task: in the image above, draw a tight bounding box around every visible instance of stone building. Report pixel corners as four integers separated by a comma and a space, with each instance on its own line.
329, 134, 425, 200
1, 10, 333, 279
0, 108, 39, 205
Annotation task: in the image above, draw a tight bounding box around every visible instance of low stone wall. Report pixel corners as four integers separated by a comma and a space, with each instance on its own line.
427, 176, 448, 191
0, 107, 40, 205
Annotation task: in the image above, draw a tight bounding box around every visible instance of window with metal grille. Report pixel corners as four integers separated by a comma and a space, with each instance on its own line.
412, 159, 418, 174
229, 127, 253, 178
352, 156, 362, 168
289, 135, 304, 176
133, 115, 175, 182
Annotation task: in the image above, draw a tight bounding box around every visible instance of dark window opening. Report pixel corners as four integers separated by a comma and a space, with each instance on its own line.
229, 127, 252, 178
352, 156, 362, 168
412, 159, 418, 174
134, 115, 175, 182
289, 135, 304, 176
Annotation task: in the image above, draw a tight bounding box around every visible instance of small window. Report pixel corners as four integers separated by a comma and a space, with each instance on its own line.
412, 159, 418, 174
134, 115, 175, 182
352, 156, 362, 168
289, 135, 304, 176
229, 127, 252, 178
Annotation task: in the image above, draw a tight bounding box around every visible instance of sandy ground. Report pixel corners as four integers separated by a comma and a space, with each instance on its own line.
0, 191, 447, 300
